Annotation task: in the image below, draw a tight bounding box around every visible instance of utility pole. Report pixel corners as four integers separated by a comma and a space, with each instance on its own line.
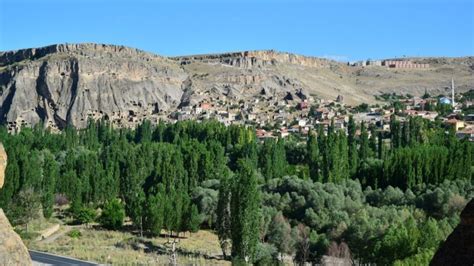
451, 77, 455, 108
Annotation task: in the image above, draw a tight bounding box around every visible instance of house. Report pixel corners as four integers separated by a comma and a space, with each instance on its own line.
278, 128, 289, 138
256, 129, 274, 139
200, 102, 212, 110
465, 114, 474, 122
334, 120, 345, 130
298, 119, 308, 127
446, 119, 465, 131
456, 129, 474, 142
439, 97, 452, 105
298, 101, 309, 110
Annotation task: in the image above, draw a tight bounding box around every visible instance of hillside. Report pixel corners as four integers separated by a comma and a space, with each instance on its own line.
0, 43, 473, 130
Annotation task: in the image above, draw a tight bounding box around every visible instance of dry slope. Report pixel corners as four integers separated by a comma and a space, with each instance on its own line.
1, 44, 473, 130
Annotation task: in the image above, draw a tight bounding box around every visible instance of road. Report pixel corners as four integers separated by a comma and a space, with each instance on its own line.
29, 250, 98, 266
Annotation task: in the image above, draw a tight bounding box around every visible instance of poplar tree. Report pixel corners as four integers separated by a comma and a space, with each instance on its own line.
359, 122, 370, 162
231, 159, 261, 263
217, 174, 232, 259
347, 116, 359, 176
41, 150, 59, 218
307, 130, 321, 182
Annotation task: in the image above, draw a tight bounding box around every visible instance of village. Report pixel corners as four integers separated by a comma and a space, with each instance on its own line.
166, 85, 474, 142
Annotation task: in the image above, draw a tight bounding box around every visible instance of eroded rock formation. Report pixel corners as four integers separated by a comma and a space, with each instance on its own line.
1, 43, 473, 130
430, 199, 474, 266
0, 143, 32, 265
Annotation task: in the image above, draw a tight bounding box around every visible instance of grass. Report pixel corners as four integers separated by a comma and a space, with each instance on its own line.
28, 225, 230, 265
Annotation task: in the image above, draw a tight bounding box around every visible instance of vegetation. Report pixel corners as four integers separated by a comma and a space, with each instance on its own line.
0, 117, 471, 264
99, 198, 125, 230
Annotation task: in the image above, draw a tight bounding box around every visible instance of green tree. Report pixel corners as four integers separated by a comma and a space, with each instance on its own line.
99, 198, 125, 230
217, 175, 232, 259
185, 204, 200, 234
75, 207, 96, 227
347, 116, 359, 176
307, 130, 321, 182
267, 212, 295, 262
7, 188, 41, 232
359, 122, 370, 161
41, 150, 59, 218
231, 159, 261, 263
143, 186, 165, 236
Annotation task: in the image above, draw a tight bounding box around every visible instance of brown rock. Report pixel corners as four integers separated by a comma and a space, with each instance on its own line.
0, 209, 32, 266
430, 199, 474, 266
0, 142, 32, 265
0, 143, 5, 188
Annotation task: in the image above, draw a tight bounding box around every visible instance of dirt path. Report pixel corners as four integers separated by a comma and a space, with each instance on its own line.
40, 225, 72, 244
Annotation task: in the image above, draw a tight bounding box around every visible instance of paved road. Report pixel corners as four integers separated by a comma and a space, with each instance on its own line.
29, 250, 98, 266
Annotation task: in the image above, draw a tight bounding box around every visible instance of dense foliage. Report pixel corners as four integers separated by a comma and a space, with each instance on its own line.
0, 117, 472, 264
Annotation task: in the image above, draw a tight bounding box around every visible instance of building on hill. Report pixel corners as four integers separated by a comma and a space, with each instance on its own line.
382, 60, 429, 69
446, 119, 465, 131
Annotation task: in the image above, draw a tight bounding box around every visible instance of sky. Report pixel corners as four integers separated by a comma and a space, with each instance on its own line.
0, 0, 473, 61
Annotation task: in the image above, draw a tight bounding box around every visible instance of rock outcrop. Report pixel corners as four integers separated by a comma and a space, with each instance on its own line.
0, 143, 5, 188
0, 143, 32, 265
1, 43, 473, 130
0, 43, 187, 130
430, 199, 474, 266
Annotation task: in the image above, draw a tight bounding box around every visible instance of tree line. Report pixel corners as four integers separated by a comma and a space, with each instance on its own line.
0, 116, 472, 264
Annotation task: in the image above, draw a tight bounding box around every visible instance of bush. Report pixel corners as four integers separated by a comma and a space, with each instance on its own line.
99, 198, 125, 230
74, 207, 96, 226
55, 194, 69, 206
67, 229, 82, 238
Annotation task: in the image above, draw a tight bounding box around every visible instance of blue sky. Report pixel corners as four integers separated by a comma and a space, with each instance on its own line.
0, 0, 473, 61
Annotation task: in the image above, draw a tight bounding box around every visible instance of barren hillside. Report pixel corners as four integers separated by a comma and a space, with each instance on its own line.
0, 43, 472, 129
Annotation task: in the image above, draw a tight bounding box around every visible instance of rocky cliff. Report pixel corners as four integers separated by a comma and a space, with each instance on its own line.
0, 143, 32, 265
0, 43, 187, 130
430, 199, 474, 266
1, 43, 473, 130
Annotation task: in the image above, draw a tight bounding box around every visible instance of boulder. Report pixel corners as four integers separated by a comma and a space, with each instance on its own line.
0, 143, 32, 265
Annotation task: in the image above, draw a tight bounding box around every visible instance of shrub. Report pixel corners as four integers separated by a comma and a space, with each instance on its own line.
55, 194, 69, 206
68, 229, 82, 238
99, 198, 125, 230
74, 207, 96, 226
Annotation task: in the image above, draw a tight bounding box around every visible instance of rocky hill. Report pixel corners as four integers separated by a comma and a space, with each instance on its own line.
0, 43, 473, 130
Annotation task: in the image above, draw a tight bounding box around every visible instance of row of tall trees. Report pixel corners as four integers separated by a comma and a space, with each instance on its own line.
0, 115, 471, 264
306, 116, 472, 189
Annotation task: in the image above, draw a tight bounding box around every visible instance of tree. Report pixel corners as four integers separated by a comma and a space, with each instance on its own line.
184, 204, 200, 234
216, 175, 232, 259
100, 198, 125, 230
41, 150, 59, 218
294, 224, 310, 265
347, 116, 359, 176
8, 188, 41, 232
267, 212, 295, 262
307, 130, 321, 182
359, 122, 370, 161
143, 187, 165, 236
0, 150, 20, 208
231, 159, 261, 263
75, 207, 96, 227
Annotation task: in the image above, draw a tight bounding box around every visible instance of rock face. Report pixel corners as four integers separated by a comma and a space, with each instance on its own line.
0, 143, 5, 188
1, 43, 473, 130
430, 199, 474, 266
0, 143, 32, 265
0, 44, 187, 130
